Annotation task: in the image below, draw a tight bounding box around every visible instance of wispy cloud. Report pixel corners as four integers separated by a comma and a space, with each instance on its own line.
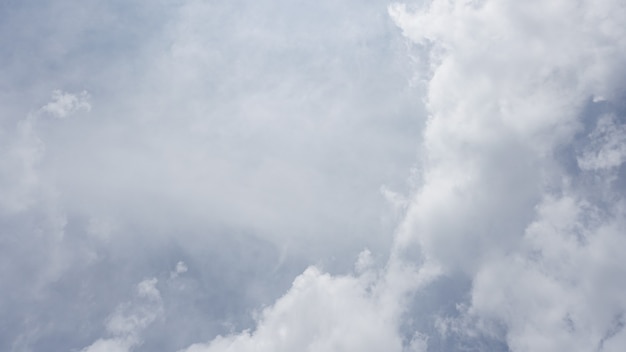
80, 278, 163, 352
40, 90, 91, 119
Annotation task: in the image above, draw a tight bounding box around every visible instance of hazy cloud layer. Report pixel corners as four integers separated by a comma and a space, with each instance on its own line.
1, 0, 626, 352
1, 1, 420, 351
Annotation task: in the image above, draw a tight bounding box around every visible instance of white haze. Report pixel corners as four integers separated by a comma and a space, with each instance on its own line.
1, 1, 626, 352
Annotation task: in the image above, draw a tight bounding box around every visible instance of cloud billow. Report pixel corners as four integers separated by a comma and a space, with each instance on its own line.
388, 0, 626, 350
1, 1, 626, 352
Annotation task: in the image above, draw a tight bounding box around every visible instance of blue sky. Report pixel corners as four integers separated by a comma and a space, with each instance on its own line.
2, 1, 626, 351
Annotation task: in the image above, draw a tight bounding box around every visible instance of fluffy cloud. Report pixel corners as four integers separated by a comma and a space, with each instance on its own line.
2, 0, 626, 351
179, 255, 441, 352
468, 195, 626, 351
388, 0, 626, 350
181, 266, 400, 352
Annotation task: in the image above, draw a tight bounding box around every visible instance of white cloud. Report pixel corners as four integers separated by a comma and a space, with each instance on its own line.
179, 262, 431, 352
80, 338, 136, 352
24, 0, 422, 272
1, 2, 422, 350
0, 94, 95, 320
81, 278, 163, 352
176, 248, 442, 352
40, 90, 91, 119
3, 0, 626, 351
170, 261, 188, 279
578, 115, 626, 171
467, 194, 626, 351
389, 0, 626, 350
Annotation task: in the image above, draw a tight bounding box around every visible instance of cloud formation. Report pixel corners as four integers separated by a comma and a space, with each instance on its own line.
1, 1, 420, 351
180, 251, 441, 352
1, 0, 626, 351
182, 266, 400, 352
387, 0, 626, 350
81, 278, 163, 352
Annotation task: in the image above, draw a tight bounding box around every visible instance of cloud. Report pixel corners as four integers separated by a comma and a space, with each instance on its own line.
387, 0, 626, 350
179, 257, 440, 352
467, 195, 626, 351
13, 0, 422, 270
577, 114, 626, 171
40, 90, 91, 119
170, 261, 188, 279
0, 1, 422, 351
80, 278, 163, 352
2, 0, 626, 351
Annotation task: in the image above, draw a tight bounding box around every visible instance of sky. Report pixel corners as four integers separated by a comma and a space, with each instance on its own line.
1, 0, 626, 351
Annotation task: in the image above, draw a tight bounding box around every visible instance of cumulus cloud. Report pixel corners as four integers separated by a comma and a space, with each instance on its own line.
386, 0, 626, 350
2, 0, 626, 351
179, 257, 440, 352
181, 266, 397, 352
